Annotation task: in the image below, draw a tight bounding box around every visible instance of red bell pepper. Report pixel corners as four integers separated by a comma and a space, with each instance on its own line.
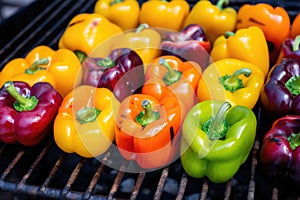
82, 48, 144, 102
260, 115, 300, 182
0, 81, 62, 146
160, 24, 211, 69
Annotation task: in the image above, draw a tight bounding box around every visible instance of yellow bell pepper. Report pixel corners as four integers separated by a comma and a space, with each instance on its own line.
210, 26, 269, 77
0, 45, 82, 97
139, 0, 190, 31
58, 13, 123, 55
112, 23, 161, 66
197, 58, 265, 109
54, 85, 120, 158
183, 0, 237, 44
94, 0, 140, 31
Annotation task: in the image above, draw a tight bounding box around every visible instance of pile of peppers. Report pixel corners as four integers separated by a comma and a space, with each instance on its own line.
2, 0, 300, 185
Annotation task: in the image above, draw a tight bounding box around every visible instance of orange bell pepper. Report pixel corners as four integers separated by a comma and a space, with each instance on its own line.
236, 3, 290, 65
291, 13, 300, 38
94, 0, 140, 31
0, 45, 82, 97
139, 0, 190, 31
54, 85, 119, 158
145, 55, 201, 116
115, 83, 182, 169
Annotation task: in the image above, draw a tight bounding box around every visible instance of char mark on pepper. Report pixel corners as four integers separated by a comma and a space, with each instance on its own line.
69, 19, 85, 27
248, 18, 265, 26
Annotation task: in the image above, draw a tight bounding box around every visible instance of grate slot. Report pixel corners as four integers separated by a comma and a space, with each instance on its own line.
60, 158, 87, 198
40, 154, 67, 192
82, 153, 111, 200
129, 172, 146, 200
17, 141, 53, 188
1, 150, 25, 180
107, 161, 128, 200
154, 167, 169, 200
0, 144, 6, 156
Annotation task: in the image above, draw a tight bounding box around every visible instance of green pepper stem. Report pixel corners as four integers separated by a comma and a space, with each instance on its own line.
288, 133, 300, 150
97, 57, 115, 68
220, 68, 252, 92
202, 102, 231, 140
4, 81, 38, 112
293, 35, 300, 52
224, 31, 235, 39
25, 58, 49, 74
135, 100, 160, 127
76, 105, 101, 124
136, 23, 149, 33
110, 0, 124, 6
159, 58, 182, 86
216, 0, 229, 10
74, 50, 87, 63
285, 75, 300, 96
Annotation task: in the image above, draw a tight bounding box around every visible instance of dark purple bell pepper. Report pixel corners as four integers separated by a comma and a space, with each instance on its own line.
83, 48, 144, 101
260, 115, 300, 182
0, 81, 62, 146
277, 35, 300, 62
260, 58, 300, 119
160, 24, 211, 70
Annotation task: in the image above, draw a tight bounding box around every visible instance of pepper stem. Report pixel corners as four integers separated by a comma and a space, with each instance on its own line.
293, 35, 300, 52
288, 133, 300, 150
74, 50, 87, 63
25, 58, 49, 74
202, 102, 231, 140
97, 57, 115, 68
216, 0, 229, 10
219, 68, 252, 92
4, 81, 39, 112
110, 0, 123, 6
76, 97, 101, 124
135, 100, 160, 127
224, 31, 235, 39
285, 75, 300, 96
136, 23, 149, 33
159, 58, 182, 86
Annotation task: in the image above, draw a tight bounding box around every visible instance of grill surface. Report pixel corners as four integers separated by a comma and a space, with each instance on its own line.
1, 0, 300, 199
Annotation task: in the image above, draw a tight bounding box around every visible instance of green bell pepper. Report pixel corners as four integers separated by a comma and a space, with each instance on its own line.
180, 100, 257, 183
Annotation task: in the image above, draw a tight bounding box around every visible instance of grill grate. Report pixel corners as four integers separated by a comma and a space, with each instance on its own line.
1, 0, 300, 199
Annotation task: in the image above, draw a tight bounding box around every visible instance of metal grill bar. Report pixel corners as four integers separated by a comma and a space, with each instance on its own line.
175, 172, 188, 200
130, 172, 146, 200
1, 150, 25, 180
154, 167, 169, 200
108, 162, 127, 200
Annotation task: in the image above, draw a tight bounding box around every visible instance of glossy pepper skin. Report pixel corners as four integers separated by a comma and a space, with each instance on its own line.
180, 100, 257, 183
291, 14, 300, 38
112, 23, 162, 66
139, 0, 190, 31
236, 3, 290, 65
161, 24, 211, 69
58, 13, 123, 55
260, 115, 300, 182
183, 0, 237, 45
82, 48, 144, 102
0, 46, 82, 97
197, 58, 265, 109
210, 26, 269, 77
276, 36, 300, 64
0, 81, 62, 146
260, 58, 300, 119
115, 83, 182, 169
94, 0, 140, 31
54, 85, 119, 158
145, 55, 201, 116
